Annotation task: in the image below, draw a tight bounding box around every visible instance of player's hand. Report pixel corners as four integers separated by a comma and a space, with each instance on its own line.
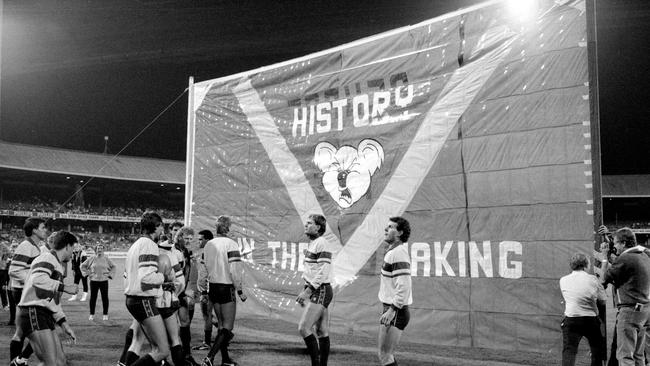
185, 294, 195, 307
380, 307, 396, 327
295, 288, 311, 307
597, 225, 609, 235
162, 282, 176, 292
61, 322, 76, 344
63, 283, 78, 295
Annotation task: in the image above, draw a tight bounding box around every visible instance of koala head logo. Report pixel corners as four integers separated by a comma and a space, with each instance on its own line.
313, 139, 384, 209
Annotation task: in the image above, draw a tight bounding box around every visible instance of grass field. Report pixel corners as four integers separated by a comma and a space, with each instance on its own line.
0, 259, 612, 365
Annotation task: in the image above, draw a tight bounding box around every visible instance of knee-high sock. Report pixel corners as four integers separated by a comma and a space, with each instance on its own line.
303, 334, 320, 366
318, 336, 330, 366
119, 328, 134, 364
130, 354, 156, 366
220, 329, 234, 363
125, 351, 140, 366
10, 340, 22, 360
20, 342, 33, 359
171, 344, 184, 366
180, 326, 191, 356
207, 328, 228, 361
204, 329, 212, 344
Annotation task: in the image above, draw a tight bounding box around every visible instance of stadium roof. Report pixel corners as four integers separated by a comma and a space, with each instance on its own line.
0, 141, 184, 184
602, 175, 650, 197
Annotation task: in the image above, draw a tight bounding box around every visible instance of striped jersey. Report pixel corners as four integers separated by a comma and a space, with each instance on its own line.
378, 243, 412, 308
157, 247, 185, 309
302, 236, 333, 289
164, 240, 192, 289
8, 238, 42, 289
18, 250, 67, 323
203, 237, 242, 288
175, 246, 192, 288
124, 237, 164, 297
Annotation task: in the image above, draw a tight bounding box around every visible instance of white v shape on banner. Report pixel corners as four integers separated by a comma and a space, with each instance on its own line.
333, 32, 516, 287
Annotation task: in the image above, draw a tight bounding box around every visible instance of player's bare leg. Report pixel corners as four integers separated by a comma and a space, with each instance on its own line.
299, 302, 326, 366
133, 314, 169, 365
27, 329, 59, 366
204, 301, 237, 365
378, 325, 403, 366
164, 313, 185, 366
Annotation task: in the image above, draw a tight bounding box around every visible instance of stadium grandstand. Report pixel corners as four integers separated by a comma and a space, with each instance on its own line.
0, 141, 184, 250
602, 175, 650, 245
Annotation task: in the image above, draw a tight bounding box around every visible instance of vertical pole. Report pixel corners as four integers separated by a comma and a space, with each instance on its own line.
184, 77, 195, 226
586, 0, 607, 341
586, 0, 603, 245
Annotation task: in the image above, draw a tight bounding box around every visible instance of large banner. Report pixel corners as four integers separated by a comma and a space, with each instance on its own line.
187, 0, 594, 351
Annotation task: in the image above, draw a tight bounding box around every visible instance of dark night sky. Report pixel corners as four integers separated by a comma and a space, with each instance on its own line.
1, 0, 649, 175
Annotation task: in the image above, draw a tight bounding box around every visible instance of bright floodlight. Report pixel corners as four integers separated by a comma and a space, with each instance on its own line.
506, 0, 538, 22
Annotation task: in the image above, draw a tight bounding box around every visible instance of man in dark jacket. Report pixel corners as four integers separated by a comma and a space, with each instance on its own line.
68, 242, 88, 301
600, 227, 650, 366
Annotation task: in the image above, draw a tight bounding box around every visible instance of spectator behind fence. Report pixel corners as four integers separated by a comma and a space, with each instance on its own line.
559, 252, 607, 366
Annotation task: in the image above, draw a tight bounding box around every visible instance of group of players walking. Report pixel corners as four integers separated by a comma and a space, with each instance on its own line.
6, 212, 413, 366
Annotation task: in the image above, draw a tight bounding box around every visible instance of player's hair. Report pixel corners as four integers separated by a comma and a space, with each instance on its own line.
175, 226, 194, 240
171, 221, 183, 229
614, 227, 637, 248
198, 230, 214, 240
308, 214, 326, 236
216, 216, 231, 235
141, 211, 163, 235
569, 253, 589, 271
389, 216, 411, 242
24, 217, 45, 237
51, 231, 78, 250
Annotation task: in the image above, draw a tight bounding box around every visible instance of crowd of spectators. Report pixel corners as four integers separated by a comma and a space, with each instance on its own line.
0, 228, 138, 252
604, 221, 650, 230
0, 198, 183, 221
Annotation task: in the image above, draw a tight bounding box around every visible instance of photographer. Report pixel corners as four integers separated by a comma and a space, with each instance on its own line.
600, 227, 650, 366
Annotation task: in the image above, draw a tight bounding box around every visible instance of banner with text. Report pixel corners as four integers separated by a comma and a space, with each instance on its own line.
188, 0, 593, 351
